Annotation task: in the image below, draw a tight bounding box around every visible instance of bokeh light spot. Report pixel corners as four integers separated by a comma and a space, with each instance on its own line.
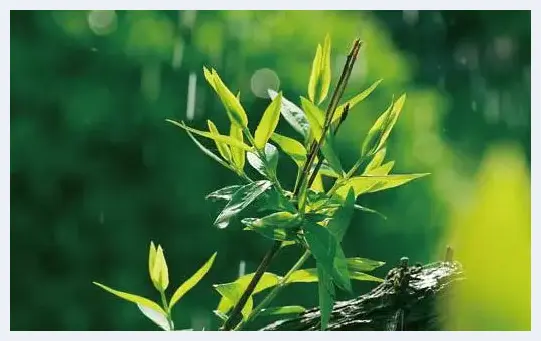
250, 68, 280, 98
88, 10, 117, 36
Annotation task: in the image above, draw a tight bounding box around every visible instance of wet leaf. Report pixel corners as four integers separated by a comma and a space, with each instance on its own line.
254, 93, 282, 149
268, 90, 309, 138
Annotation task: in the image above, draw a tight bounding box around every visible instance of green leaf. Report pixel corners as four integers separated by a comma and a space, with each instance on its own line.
303, 220, 337, 276
364, 147, 387, 173
308, 43, 323, 103
361, 94, 407, 157
268, 90, 309, 138
169, 252, 217, 310
204, 67, 248, 128
332, 79, 383, 125
270, 132, 307, 168
287, 266, 384, 284
247, 143, 279, 178
229, 123, 246, 171
214, 180, 273, 229
148, 242, 157, 285
320, 130, 344, 177
365, 161, 394, 176
214, 272, 282, 316
308, 35, 331, 105
93, 282, 166, 315
254, 92, 282, 149
137, 304, 172, 331
259, 306, 306, 316
166, 119, 252, 151
213, 309, 228, 322
349, 271, 384, 283
353, 204, 388, 220
242, 211, 301, 241
316, 264, 335, 330
332, 245, 351, 292
181, 126, 234, 170
207, 120, 232, 162
327, 189, 355, 242
300, 97, 325, 141
335, 173, 429, 199
257, 187, 297, 214
151, 245, 169, 292
346, 257, 386, 272
205, 185, 242, 202
318, 34, 332, 105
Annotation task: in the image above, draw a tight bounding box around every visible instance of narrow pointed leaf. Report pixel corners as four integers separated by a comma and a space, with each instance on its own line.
166, 119, 252, 151
242, 211, 300, 241
203, 66, 217, 91
354, 204, 388, 220
317, 34, 332, 105
148, 242, 157, 284
361, 94, 407, 157
332, 79, 383, 125
254, 93, 282, 149
207, 120, 232, 162
214, 180, 273, 229
151, 245, 169, 291
137, 304, 171, 331
205, 185, 242, 202
349, 271, 384, 283
308, 44, 323, 103
310, 172, 324, 192
270, 132, 307, 167
365, 161, 394, 176
300, 97, 324, 141
332, 244, 351, 292
335, 173, 429, 199
327, 189, 355, 242
229, 123, 246, 171
181, 126, 234, 170
364, 147, 387, 173
268, 90, 309, 138
169, 252, 217, 310
259, 306, 306, 316
209, 68, 248, 127
93, 282, 166, 315
317, 264, 334, 330
346, 257, 386, 272
247, 143, 278, 178
320, 130, 344, 176
303, 220, 337, 276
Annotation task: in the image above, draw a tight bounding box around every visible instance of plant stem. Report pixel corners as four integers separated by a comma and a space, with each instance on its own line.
160, 291, 175, 331
234, 250, 311, 331
221, 240, 282, 331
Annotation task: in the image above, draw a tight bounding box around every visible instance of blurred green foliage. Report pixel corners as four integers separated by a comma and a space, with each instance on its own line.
10, 10, 530, 331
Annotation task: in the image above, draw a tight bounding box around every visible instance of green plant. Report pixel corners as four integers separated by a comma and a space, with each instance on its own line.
93, 34, 428, 331
93, 242, 216, 331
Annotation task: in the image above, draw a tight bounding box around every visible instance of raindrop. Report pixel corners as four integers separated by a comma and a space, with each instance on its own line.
238, 260, 246, 277
186, 72, 197, 121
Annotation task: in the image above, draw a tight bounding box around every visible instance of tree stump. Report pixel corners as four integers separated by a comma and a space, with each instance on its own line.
261, 256, 465, 331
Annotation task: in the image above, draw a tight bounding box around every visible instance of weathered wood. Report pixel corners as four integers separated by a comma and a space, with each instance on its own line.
261, 259, 465, 331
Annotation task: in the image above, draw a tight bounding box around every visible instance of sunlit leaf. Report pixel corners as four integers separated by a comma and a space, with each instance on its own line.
181, 126, 234, 170
207, 120, 232, 162
169, 252, 217, 310
317, 264, 334, 330
214, 180, 273, 229
137, 304, 171, 331
247, 143, 278, 178
361, 94, 406, 157
166, 119, 252, 151
205, 185, 242, 202
300, 97, 325, 141
213, 309, 228, 322
229, 123, 246, 171
335, 173, 429, 199
318, 34, 332, 105
287, 266, 384, 284
151, 245, 169, 292
332, 79, 383, 125
148, 242, 157, 285
365, 161, 394, 176
346, 257, 386, 272
214, 272, 282, 316
259, 306, 306, 316
242, 211, 300, 241
364, 147, 387, 173
270, 132, 307, 168
254, 92, 282, 149
308, 44, 323, 103
353, 204, 388, 220
93, 282, 166, 315
268, 90, 309, 138
348, 272, 384, 283
205, 67, 248, 128
310, 172, 325, 192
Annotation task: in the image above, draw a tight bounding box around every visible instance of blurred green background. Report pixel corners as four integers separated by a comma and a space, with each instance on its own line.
10, 10, 531, 331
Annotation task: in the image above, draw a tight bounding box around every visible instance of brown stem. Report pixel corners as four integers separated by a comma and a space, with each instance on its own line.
221, 240, 282, 331
297, 39, 362, 197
